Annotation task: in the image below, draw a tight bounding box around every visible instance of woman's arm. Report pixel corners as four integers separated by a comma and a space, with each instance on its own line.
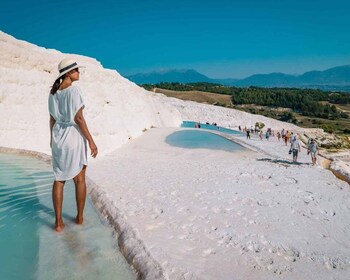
50, 115, 56, 148
74, 108, 98, 158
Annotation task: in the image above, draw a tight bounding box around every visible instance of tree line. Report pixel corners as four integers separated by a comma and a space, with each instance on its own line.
230, 87, 349, 119
142, 82, 232, 94
142, 82, 350, 120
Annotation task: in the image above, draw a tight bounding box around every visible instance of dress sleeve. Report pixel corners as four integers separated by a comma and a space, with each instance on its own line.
71, 86, 85, 119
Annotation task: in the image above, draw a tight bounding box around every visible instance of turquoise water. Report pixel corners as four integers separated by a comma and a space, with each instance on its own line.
165, 130, 246, 152
0, 153, 135, 280
181, 121, 244, 135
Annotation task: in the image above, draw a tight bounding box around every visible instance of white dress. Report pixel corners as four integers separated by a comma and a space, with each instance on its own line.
48, 85, 88, 181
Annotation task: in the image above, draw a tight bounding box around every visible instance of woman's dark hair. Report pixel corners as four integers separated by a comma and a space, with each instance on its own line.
50, 75, 65, 95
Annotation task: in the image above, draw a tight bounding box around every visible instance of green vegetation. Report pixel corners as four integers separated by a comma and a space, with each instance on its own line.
230, 87, 350, 120
142, 82, 230, 94
255, 122, 265, 130
142, 82, 350, 135
279, 112, 297, 124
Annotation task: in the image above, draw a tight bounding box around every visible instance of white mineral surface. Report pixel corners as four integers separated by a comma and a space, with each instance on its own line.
1, 31, 350, 279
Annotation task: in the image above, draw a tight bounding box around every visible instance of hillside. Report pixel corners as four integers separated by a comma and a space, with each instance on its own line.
151, 84, 350, 138
154, 87, 232, 107
127, 66, 350, 91
0, 31, 182, 154
127, 69, 213, 84
1, 31, 319, 155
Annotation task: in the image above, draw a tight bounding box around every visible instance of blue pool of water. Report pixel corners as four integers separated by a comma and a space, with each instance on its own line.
181, 121, 244, 136
0, 153, 135, 280
165, 130, 246, 152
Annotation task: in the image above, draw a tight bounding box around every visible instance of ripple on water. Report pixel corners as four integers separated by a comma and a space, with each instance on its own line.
0, 153, 135, 280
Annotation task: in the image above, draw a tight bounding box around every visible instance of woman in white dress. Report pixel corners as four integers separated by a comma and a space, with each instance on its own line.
49, 58, 98, 232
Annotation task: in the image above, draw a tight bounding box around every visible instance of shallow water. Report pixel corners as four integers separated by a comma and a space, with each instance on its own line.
0, 153, 135, 280
165, 129, 246, 152
181, 121, 243, 135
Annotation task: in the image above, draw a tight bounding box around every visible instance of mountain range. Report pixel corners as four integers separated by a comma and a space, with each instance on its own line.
126, 65, 350, 91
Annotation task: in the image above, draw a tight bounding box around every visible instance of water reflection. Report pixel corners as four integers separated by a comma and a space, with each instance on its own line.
0, 153, 135, 280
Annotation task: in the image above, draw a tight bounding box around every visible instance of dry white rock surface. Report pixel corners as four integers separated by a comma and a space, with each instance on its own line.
1, 31, 350, 279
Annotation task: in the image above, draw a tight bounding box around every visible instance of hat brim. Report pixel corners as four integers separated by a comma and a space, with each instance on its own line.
57, 65, 85, 79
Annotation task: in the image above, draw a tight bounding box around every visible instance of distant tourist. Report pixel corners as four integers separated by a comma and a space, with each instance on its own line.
259, 130, 263, 140
285, 131, 290, 146
281, 129, 285, 140
49, 58, 98, 232
277, 132, 281, 141
246, 129, 251, 139
290, 136, 301, 163
290, 132, 295, 143
265, 131, 270, 140
238, 125, 241, 131
308, 139, 319, 166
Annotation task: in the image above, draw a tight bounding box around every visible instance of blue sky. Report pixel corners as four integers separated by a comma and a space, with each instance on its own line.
1, 0, 350, 78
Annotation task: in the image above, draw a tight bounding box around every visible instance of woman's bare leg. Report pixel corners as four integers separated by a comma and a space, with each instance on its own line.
52, 180, 66, 232
73, 166, 87, 224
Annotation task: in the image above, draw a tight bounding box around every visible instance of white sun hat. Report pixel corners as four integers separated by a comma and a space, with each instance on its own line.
57, 58, 85, 79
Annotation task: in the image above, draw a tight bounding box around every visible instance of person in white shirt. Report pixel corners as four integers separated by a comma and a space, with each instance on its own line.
290, 135, 301, 163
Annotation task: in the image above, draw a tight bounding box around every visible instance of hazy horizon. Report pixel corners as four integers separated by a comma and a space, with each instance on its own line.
127, 64, 349, 80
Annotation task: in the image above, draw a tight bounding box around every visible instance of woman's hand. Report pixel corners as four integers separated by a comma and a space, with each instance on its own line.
89, 140, 98, 158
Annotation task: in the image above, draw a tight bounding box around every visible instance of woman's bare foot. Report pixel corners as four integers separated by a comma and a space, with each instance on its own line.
76, 215, 84, 225
55, 219, 65, 232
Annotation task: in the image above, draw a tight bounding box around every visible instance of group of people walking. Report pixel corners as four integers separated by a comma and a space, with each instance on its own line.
283, 129, 320, 165
242, 124, 320, 165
